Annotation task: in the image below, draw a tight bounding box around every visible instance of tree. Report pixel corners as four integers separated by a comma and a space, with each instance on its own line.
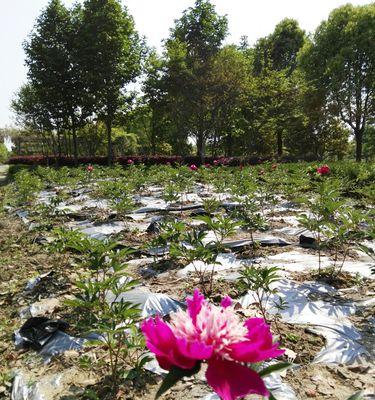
252, 19, 305, 156
363, 124, 375, 160
285, 81, 349, 160
268, 18, 306, 75
142, 51, 182, 155
299, 3, 375, 162
241, 69, 294, 157
207, 45, 249, 156
163, 0, 229, 161
12, 84, 52, 133
23, 0, 89, 163
78, 0, 143, 164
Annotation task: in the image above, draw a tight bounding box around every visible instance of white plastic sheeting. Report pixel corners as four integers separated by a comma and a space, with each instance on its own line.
240, 279, 369, 364
39, 331, 85, 361
12, 371, 57, 400
68, 220, 127, 240
15, 210, 30, 225
264, 248, 374, 278
19, 298, 60, 319
36, 189, 111, 214
263, 371, 297, 400
177, 253, 255, 277
11, 368, 95, 400
106, 287, 184, 318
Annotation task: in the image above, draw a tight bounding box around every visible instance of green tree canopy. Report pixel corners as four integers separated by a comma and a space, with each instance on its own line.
299, 3, 375, 161
163, 0, 229, 161
77, 0, 143, 163
23, 0, 89, 162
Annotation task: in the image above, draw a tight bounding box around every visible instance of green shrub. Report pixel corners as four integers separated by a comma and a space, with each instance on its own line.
0, 143, 8, 163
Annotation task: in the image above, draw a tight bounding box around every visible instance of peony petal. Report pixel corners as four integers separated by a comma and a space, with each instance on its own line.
245, 318, 274, 345
228, 318, 285, 363
244, 317, 266, 330
156, 355, 173, 371
229, 340, 285, 363
206, 358, 269, 400
186, 289, 205, 325
142, 317, 197, 370
141, 316, 176, 351
176, 337, 213, 360
220, 295, 232, 308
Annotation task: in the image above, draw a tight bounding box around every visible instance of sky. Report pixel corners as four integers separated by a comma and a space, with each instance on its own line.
0, 0, 371, 127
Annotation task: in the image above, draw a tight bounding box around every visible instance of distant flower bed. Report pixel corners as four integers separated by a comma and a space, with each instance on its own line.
8, 155, 275, 166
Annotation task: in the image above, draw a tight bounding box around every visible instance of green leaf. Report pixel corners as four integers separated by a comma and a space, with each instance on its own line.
346, 391, 363, 400
259, 362, 292, 377
155, 363, 201, 399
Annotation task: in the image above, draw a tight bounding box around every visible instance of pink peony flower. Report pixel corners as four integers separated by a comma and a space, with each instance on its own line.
87, 165, 93, 172
317, 164, 330, 175
204, 163, 211, 168
127, 159, 134, 165
190, 164, 198, 171
141, 290, 284, 400
213, 160, 219, 166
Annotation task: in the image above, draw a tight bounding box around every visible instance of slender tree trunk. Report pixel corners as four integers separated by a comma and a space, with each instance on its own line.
226, 131, 233, 157
72, 124, 78, 166
354, 128, 363, 162
51, 133, 57, 157
57, 129, 62, 159
196, 133, 205, 164
277, 130, 283, 157
106, 120, 113, 166
151, 116, 156, 155
66, 132, 70, 157
212, 132, 218, 157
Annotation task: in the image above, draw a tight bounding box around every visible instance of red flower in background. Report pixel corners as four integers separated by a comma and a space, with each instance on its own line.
87, 165, 93, 172
317, 165, 330, 175
190, 164, 198, 171
127, 159, 134, 165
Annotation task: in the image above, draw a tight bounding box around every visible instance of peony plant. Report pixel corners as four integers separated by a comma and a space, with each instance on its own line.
142, 289, 286, 400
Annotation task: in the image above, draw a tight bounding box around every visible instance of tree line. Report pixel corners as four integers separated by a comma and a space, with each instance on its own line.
11, 0, 375, 163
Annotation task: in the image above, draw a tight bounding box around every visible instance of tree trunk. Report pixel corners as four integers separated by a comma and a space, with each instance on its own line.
226, 131, 233, 157
151, 116, 156, 155
72, 125, 78, 166
106, 120, 113, 166
57, 129, 62, 159
196, 134, 205, 164
212, 132, 218, 157
354, 128, 363, 162
277, 130, 283, 157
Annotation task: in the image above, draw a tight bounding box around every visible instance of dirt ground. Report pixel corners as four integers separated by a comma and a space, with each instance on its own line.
0, 211, 374, 399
